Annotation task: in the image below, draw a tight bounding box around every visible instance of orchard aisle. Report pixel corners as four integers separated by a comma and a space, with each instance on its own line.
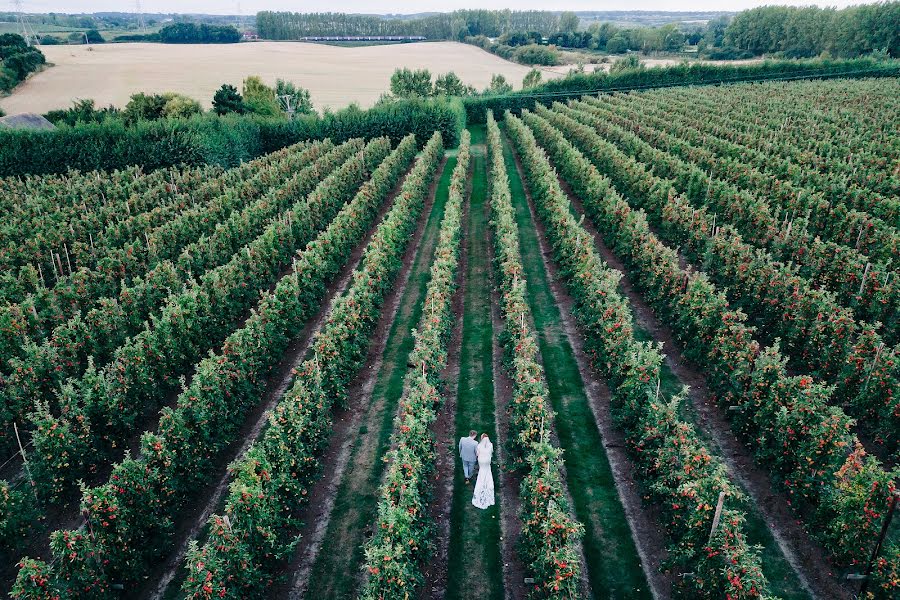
444, 128, 506, 600
500, 129, 654, 599
294, 156, 454, 600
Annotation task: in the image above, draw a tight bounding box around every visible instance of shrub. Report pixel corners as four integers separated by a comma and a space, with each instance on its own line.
513, 43, 559, 66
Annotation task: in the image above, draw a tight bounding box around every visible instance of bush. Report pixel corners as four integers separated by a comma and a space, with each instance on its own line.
609, 54, 644, 74
44, 99, 120, 126
84, 29, 105, 44
513, 43, 559, 66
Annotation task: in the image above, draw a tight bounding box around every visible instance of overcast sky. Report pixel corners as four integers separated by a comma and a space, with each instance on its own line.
18, 1, 874, 15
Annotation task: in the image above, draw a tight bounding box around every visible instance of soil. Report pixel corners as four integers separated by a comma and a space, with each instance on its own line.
556, 174, 854, 600
275, 158, 446, 600
137, 164, 413, 600
506, 138, 672, 600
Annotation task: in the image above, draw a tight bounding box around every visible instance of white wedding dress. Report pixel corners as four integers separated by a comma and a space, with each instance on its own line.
472, 439, 495, 509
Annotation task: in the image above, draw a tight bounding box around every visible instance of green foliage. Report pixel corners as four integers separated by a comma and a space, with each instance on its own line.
605, 35, 628, 53
274, 78, 314, 115
258, 9, 565, 40
724, 3, 900, 58
486, 73, 513, 95
84, 29, 105, 43
242, 75, 281, 116
0, 33, 45, 92
158, 22, 241, 44
0, 97, 464, 176
433, 71, 472, 96
522, 68, 542, 89
609, 53, 644, 74
513, 43, 559, 66
558, 11, 580, 33
123, 92, 202, 124
390, 67, 433, 98
212, 83, 245, 115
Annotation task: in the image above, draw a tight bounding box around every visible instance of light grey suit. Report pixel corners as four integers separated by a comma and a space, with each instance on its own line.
459, 436, 478, 479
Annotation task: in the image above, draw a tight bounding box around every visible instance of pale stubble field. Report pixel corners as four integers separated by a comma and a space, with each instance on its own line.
0, 41, 559, 114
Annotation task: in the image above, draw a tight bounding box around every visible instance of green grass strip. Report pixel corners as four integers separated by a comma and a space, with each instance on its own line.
305, 157, 455, 600
445, 124, 504, 600
500, 129, 652, 599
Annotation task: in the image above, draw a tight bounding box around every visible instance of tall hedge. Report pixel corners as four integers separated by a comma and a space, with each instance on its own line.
463, 57, 900, 122
0, 98, 464, 177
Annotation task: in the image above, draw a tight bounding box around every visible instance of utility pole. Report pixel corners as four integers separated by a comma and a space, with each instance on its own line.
134, 0, 145, 33
11, 0, 38, 45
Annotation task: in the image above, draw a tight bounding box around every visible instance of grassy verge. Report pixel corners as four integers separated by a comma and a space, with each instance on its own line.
303, 158, 453, 600
501, 132, 651, 599
445, 125, 504, 600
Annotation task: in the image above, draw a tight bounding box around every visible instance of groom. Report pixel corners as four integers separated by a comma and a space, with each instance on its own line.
458, 430, 478, 484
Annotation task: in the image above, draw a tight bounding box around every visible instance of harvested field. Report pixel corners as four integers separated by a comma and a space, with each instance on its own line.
0, 41, 552, 114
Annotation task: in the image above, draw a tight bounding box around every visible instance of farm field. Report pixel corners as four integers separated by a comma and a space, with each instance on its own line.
0, 76, 898, 600
0, 41, 551, 115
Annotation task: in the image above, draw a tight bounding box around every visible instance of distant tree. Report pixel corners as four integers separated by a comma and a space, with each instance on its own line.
486, 73, 512, 95
558, 12, 580, 33
123, 92, 201, 123
513, 44, 558, 66
605, 35, 629, 54
242, 75, 281, 116
389, 68, 433, 98
212, 84, 245, 115
522, 68, 542, 89
84, 29, 105, 44
0, 33, 28, 50
161, 94, 203, 119
159, 22, 240, 44
274, 79, 314, 115
433, 71, 469, 96
123, 92, 168, 124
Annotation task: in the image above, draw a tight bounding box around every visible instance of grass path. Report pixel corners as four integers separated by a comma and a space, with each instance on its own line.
302, 157, 455, 600
445, 126, 505, 600
500, 132, 652, 599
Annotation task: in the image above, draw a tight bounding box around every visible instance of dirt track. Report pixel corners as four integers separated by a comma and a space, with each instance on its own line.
0, 41, 550, 114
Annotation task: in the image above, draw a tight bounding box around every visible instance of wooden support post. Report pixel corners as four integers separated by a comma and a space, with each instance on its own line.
859, 263, 871, 296
708, 491, 726, 544
858, 491, 900, 598
861, 343, 886, 395
63, 243, 72, 274
14, 423, 37, 501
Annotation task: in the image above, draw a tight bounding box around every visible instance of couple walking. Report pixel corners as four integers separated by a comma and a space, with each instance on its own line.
459, 430, 495, 509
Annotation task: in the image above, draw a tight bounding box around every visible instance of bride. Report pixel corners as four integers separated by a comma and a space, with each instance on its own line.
472, 434, 495, 509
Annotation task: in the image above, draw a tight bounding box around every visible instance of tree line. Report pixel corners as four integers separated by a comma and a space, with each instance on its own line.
256, 6, 899, 59
256, 10, 571, 41
724, 3, 899, 58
